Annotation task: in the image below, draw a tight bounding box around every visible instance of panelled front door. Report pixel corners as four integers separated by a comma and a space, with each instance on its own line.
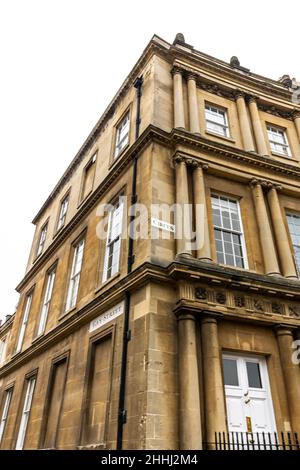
222, 354, 277, 443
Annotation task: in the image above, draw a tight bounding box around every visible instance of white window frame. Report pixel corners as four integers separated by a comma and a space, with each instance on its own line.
15, 377, 36, 450
267, 125, 291, 157
102, 199, 124, 282
36, 223, 48, 257
211, 194, 248, 269
57, 195, 69, 231
37, 269, 56, 337
16, 293, 33, 353
286, 212, 300, 276
0, 388, 13, 444
65, 238, 85, 311
0, 336, 7, 366
205, 103, 230, 137
114, 113, 130, 159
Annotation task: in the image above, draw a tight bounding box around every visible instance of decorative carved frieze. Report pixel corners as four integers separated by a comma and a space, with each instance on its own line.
215, 292, 227, 305
258, 103, 294, 121
178, 280, 194, 301
288, 305, 300, 318
195, 287, 207, 300
253, 298, 264, 312
198, 81, 236, 101
271, 302, 284, 315
234, 295, 245, 308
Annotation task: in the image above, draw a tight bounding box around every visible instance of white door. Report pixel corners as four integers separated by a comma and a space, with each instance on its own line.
222, 353, 277, 448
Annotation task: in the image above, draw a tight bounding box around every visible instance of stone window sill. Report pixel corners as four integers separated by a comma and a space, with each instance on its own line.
205, 129, 236, 144
58, 306, 77, 321
271, 151, 298, 162
95, 272, 120, 294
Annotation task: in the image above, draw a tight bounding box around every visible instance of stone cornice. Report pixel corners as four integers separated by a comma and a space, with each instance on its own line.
171, 61, 300, 120
32, 41, 171, 225
0, 314, 14, 336
17, 125, 300, 293
2, 262, 171, 378
32, 36, 300, 225
171, 50, 294, 101
168, 258, 300, 299
5, 257, 300, 377
173, 300, 300, 329
170, 128, 300, 179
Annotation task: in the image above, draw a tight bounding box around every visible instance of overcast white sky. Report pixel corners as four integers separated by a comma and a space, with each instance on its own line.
0, 0, 299, 323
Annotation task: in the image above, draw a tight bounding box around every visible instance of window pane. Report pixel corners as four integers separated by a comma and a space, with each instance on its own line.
212, 195, 246, 268
287, 213, 300, 272
115, 114, 130, 158
223, 358, 239, 386
217, 251, 225, 264
246, 362, 262, 388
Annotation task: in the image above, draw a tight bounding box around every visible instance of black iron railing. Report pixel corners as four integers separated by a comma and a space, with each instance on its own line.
203, 432, 300, 450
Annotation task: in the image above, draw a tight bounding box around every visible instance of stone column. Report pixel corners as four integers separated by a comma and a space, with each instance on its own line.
172, 67, 186, 129
174, 156, 192, 257
235, 92, 255, 152
187, 74, 200, 134
292, 110, 300, 142
178, 313, 202, 449
276, 327, 300, 434
201, 316, 227, 446
267, 186, 298, 279
250, 180, 280, 276
248, 97, 269, 156
192, 162, 212, 261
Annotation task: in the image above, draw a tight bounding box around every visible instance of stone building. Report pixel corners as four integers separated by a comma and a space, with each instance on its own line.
1, 33, 300, 450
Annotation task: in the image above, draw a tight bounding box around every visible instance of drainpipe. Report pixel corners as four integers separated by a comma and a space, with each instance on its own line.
116, 76, 143, 450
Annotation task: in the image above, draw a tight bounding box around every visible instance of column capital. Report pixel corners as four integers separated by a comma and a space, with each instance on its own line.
171, 64, 184, 76
177, 312, 196, 322
266, 183, 283, 192
201, 312, 223, 324
274, 324, 296, 337
173, 154, 186, 166
174, 155, 209, 171
292, 108, 300, 120
186, 71, 198, 81
190, 159, 209, 171
249, 178, 281, 191
234, 89, 246, 100
246, 94, 260, 104
249, 178, 262, 188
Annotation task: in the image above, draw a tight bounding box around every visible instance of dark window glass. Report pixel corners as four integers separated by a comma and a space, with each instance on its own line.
223, 358, 239, 386
246, 362, 262, 388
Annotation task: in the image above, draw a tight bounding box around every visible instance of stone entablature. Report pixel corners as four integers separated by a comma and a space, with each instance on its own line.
171, 61, 300, 120
177, 281, 300, 325
171, 261, 300, 327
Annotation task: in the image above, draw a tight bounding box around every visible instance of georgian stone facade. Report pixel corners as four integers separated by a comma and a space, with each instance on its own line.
1, 33, 300, 450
